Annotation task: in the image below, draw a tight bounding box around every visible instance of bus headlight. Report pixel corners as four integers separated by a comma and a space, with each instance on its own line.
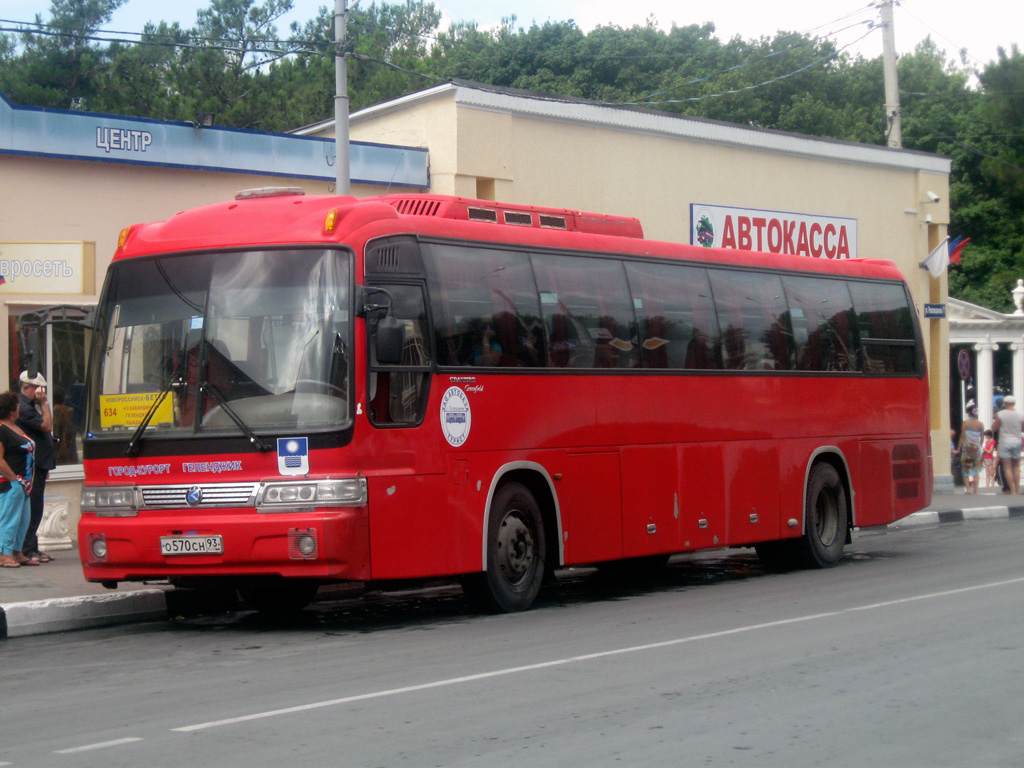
82, 486, 138, 517
257, 478, 367, 512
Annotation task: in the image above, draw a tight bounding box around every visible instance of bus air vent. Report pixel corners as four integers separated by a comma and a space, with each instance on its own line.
539, 214, 568, 229
468, 207, 499, 223
365, 236, 424, 276
375, 247, 401, 273
895, 480, 920, 499
390, 198, 442, 217
892, 443, 922, 500
504, 211, 533, 226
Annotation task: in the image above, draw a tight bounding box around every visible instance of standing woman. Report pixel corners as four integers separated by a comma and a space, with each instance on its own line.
993, 395, 1024, 496
956, 402, 985, 494
0, 391, 36, 567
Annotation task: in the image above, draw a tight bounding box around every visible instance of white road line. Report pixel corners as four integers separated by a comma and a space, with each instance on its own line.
174, 575, 1024, 734
54, 738, 143, 754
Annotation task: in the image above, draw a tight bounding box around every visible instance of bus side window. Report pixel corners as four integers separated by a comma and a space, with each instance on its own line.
708, 270, 793, 371
423, 244, 544, 368
782, 276, 859, 372
848, 282, 919, 374
533, 254, 638, 370
625, 262, 720, 370
368, 284, 431, 426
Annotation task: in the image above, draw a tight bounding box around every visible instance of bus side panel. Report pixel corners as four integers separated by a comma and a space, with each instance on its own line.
365, 473, 459, 580
722, 440, 782, 546
679, 442, 727, 550
621, 445, 681, 558
856, 438, 931, 526
560, 451, 623, 565
775, 438, 855, 541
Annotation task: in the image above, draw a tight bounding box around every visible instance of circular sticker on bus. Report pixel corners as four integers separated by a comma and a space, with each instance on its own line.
440, 386, 472, 447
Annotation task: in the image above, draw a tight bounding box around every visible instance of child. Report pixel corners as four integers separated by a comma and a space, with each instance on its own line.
983, 429, 996, 487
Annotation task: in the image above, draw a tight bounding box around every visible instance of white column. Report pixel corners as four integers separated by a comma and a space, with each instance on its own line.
976, 340, 996, 428
1013, 339, 1024, 407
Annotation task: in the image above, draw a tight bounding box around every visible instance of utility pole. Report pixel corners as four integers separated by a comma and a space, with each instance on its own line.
880, 0, 902, 148
334, 0, 350, 194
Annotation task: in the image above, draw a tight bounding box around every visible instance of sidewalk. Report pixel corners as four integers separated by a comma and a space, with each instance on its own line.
2, 486, 1022, 639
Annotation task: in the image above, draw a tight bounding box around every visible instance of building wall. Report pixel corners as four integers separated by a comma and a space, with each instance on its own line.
350, 87, 953, 480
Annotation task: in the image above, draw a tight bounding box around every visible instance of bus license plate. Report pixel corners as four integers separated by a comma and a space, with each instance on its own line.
160, 535, 223, 556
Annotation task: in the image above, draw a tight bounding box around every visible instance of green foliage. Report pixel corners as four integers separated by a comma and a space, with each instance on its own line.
2, 0, 1022, 309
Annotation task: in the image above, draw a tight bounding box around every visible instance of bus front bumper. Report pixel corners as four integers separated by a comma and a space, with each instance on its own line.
78, 506, 371, 583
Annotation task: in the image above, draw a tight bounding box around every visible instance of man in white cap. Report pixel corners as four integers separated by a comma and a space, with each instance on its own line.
16, 371, 55, 562
992, 395, 1024, 495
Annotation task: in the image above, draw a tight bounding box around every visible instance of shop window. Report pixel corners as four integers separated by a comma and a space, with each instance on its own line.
9, 305, 91, 466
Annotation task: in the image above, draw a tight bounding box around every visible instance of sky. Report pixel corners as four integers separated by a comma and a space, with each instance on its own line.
4, 0, 1020, 71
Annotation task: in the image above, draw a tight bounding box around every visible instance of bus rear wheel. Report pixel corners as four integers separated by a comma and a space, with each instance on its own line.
462, 482, 546, 613
796, 463, 848, 568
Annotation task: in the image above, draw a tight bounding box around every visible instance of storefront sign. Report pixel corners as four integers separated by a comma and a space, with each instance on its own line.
691, 204, 858, 259
0, 241, 95, 294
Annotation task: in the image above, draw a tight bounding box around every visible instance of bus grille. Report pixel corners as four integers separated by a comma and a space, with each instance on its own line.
140, 483, 260, 509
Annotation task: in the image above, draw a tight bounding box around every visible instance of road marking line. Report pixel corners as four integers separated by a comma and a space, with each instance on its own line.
173, 575, 1024, 733
54, 738, 142, 754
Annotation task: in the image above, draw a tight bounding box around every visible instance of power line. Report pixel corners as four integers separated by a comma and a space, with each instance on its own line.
631, 17, 876, 104
626, 26, 877, 106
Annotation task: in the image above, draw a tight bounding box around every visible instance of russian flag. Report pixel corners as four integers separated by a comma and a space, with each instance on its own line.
949, 235, 971, 264
0, 275, 6, 286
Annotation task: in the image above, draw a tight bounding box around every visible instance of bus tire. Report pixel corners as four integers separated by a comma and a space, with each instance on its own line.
238, 579, 320, 615
462, 482, 546, 613
797, 463, 848, 568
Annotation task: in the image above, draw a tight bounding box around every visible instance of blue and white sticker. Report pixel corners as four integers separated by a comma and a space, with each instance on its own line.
440, 386, 472, 447
277, 437, 309, 476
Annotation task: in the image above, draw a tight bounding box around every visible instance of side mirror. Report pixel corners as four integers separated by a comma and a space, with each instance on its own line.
375, 315, 405, 365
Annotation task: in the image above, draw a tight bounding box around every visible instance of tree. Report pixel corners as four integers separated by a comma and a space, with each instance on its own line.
948, 46, 1024, 310
0, 0, 125, 110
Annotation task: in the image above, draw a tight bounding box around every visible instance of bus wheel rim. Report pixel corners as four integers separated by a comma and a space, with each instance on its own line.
496, 510, 535, 585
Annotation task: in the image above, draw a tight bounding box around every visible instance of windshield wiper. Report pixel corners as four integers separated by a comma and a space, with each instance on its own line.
124, 376, 181, 457
200, 382, 273, 452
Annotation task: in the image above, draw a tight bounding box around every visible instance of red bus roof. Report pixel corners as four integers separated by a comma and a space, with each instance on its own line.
114, 189, 904, 282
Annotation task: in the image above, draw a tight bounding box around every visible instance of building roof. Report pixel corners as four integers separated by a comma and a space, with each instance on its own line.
298, 80, 951, 175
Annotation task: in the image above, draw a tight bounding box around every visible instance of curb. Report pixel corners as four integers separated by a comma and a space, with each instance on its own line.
0, 590, 168, 639
3, 506, 1023, 639
888, 504, 1024, 528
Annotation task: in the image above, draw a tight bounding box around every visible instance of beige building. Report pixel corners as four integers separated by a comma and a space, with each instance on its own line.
1, 80, 955, 546
302, 81, 954, 487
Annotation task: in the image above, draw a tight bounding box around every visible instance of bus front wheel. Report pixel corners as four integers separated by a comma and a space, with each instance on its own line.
797, 463, 848, 568
462, 482, 547, 613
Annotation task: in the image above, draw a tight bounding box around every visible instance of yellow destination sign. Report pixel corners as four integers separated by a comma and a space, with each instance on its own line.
99, 392, 174, 429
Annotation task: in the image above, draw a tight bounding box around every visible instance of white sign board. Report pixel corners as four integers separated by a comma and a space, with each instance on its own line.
0, 242, 95, 294
691, 204, 858, 259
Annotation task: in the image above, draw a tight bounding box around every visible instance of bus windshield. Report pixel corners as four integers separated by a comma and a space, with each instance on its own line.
87, 248, 352, 438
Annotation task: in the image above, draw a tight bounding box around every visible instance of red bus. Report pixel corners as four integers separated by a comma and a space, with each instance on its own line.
80, 189, 932, 613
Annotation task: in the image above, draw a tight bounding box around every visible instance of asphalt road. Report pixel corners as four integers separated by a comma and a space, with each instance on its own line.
4, 519, 1024, 768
